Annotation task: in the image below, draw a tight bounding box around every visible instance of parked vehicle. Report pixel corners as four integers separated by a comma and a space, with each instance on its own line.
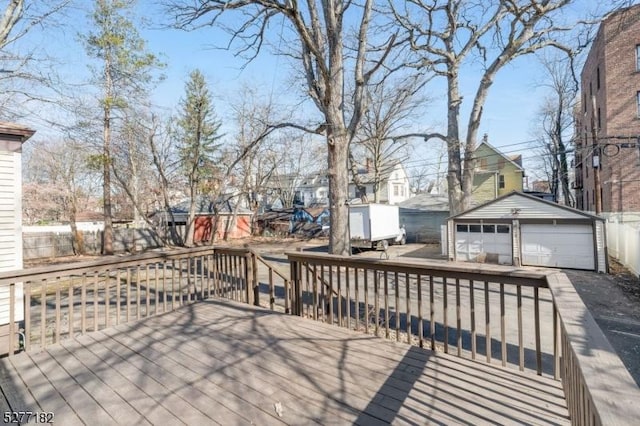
349, 203, 406, 250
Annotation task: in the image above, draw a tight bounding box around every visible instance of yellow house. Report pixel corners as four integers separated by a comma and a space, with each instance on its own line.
472, 140, 524, 204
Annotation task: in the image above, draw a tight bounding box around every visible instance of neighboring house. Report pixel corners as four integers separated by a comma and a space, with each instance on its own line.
472, 138, 525, 204
0, 122, 35, 356
348, 162, 411, 205
398, 193, 449, 243
444, 191, 607, 272
153, 197, 252, 243
574, 4, 640, 213
294, 173, 329, 207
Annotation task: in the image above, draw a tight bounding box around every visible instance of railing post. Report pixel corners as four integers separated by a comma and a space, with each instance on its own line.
289, 254, 301, 316
244, 251, 253, 306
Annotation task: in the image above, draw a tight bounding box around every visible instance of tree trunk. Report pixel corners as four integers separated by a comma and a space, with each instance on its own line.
446, 70, 464, 215
103, 105, 114, 255
185, 185, 197, 246
327, 131, 350, 256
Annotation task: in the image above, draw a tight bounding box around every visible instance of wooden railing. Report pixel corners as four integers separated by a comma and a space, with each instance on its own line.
287, 251, 640, 425
3, 247, 640, 424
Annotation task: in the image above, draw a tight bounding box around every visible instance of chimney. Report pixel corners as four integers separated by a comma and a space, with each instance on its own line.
482, 133, 488, 143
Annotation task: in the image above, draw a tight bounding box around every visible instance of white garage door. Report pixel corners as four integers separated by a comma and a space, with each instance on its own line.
455, 224, 512, 265
521, 224, 594, 270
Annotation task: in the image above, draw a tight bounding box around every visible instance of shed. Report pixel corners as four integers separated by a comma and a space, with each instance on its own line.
398, 194, 449, 243
445, 191, 607, 272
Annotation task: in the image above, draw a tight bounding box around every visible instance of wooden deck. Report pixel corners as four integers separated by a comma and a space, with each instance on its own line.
0, 299, 570, 425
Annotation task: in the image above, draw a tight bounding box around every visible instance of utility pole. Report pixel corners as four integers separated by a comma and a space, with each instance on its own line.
591, 95, 602, 214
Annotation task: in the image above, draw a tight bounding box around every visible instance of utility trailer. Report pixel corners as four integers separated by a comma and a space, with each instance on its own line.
349, 203, 406, 250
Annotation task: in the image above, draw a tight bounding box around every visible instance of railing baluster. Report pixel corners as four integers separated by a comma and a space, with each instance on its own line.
9, 282, 15, 355
94, 272, 99, 331
346, 267, 351, 330
485, 281, 491, 363
306, 261, 311, 317
25, 281, 31, 351
534, 287, 542, 375
116, 270, 121, 324
364, 269, 369, 334
178, 258, 184, 305
518, 285, 524, 371
456, 278, 461, 357
162, 261, 167, 311
136, 265, 141, 320
269, 267, 275, 311
81, 274, 87, 335
374, 270, 379, 336
429, 275, 435, 351
105, 270, 111, 328
500, 283, 506, 367
155, 263, 160, 315
337, 266, 342, 326
405, 273, 411, 345
55, 279, 61, 343
41, 278, 47, 348
394, 272, 400, 342
553, 302, 559, 380
127, 267, 132, 321
384, 271, 389, 339
319, 265, 325, 321
312, 264, 318, 320
470, 279, 476, 360
354, 267, 359, 331
417, 275, 423, 348
146, 265, 151, 315
328, 265, 334, 324
443, 277, 448, 353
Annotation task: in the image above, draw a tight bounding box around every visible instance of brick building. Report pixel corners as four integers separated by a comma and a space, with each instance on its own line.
574, 5, 640, 213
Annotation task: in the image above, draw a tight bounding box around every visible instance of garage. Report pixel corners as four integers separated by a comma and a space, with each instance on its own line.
521, 224, 595, 270
446, 192, 607, 272
455, 223, 512, 265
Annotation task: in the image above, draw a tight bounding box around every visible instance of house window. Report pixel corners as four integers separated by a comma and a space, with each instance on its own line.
393, 185, 399, 196
583, 93, 587, 112
482, 225, 495, 233
456, 224, 468, 232
498, 158, 505, 169
637, 91, 640, 118
496, 225, 510, 234
469, 225, 481, 233
479, 158, 488, 169
499, 175, 505, 189
596, 67, 600, 90
636, 44, 640, 71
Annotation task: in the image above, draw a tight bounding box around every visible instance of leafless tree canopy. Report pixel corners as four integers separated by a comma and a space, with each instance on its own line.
390, 0, 596, 214
167, 0, 401, 254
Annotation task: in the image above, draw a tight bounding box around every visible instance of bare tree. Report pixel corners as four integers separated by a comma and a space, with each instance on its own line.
391, 0, 598, 214
531, 54, 577, 206
0, 0, 72, 118
22, 138, 100, 254
350, 75, 426, 202
168, 0, 399, 255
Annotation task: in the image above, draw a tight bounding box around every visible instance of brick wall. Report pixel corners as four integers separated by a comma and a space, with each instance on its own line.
576, 5, 640, 213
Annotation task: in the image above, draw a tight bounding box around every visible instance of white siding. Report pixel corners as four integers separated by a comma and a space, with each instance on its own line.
0, 151, 23, 325
456, 193, 592, 220
595, 221, 607, 273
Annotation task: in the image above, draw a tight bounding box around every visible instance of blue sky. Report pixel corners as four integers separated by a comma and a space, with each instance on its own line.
12, 0, 632, 183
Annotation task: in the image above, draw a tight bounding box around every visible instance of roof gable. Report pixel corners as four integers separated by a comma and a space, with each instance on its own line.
451, 191, 602, 221
477, 141, 524, 172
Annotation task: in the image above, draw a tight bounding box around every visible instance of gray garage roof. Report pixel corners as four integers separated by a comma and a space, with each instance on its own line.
450, 191, 603, 221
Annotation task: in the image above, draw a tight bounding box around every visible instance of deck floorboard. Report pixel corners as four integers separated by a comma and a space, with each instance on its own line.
0, 299, 570, 425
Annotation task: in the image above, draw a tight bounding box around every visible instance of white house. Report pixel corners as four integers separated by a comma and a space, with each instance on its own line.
0, 122, 35, 355
291, 163, 411, 207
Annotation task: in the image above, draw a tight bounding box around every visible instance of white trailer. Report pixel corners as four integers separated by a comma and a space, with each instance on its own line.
349, 204, 406, 249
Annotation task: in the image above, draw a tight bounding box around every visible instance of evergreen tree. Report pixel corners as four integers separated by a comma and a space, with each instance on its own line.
83, 0, 161, 254
176, 69, 222, 246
